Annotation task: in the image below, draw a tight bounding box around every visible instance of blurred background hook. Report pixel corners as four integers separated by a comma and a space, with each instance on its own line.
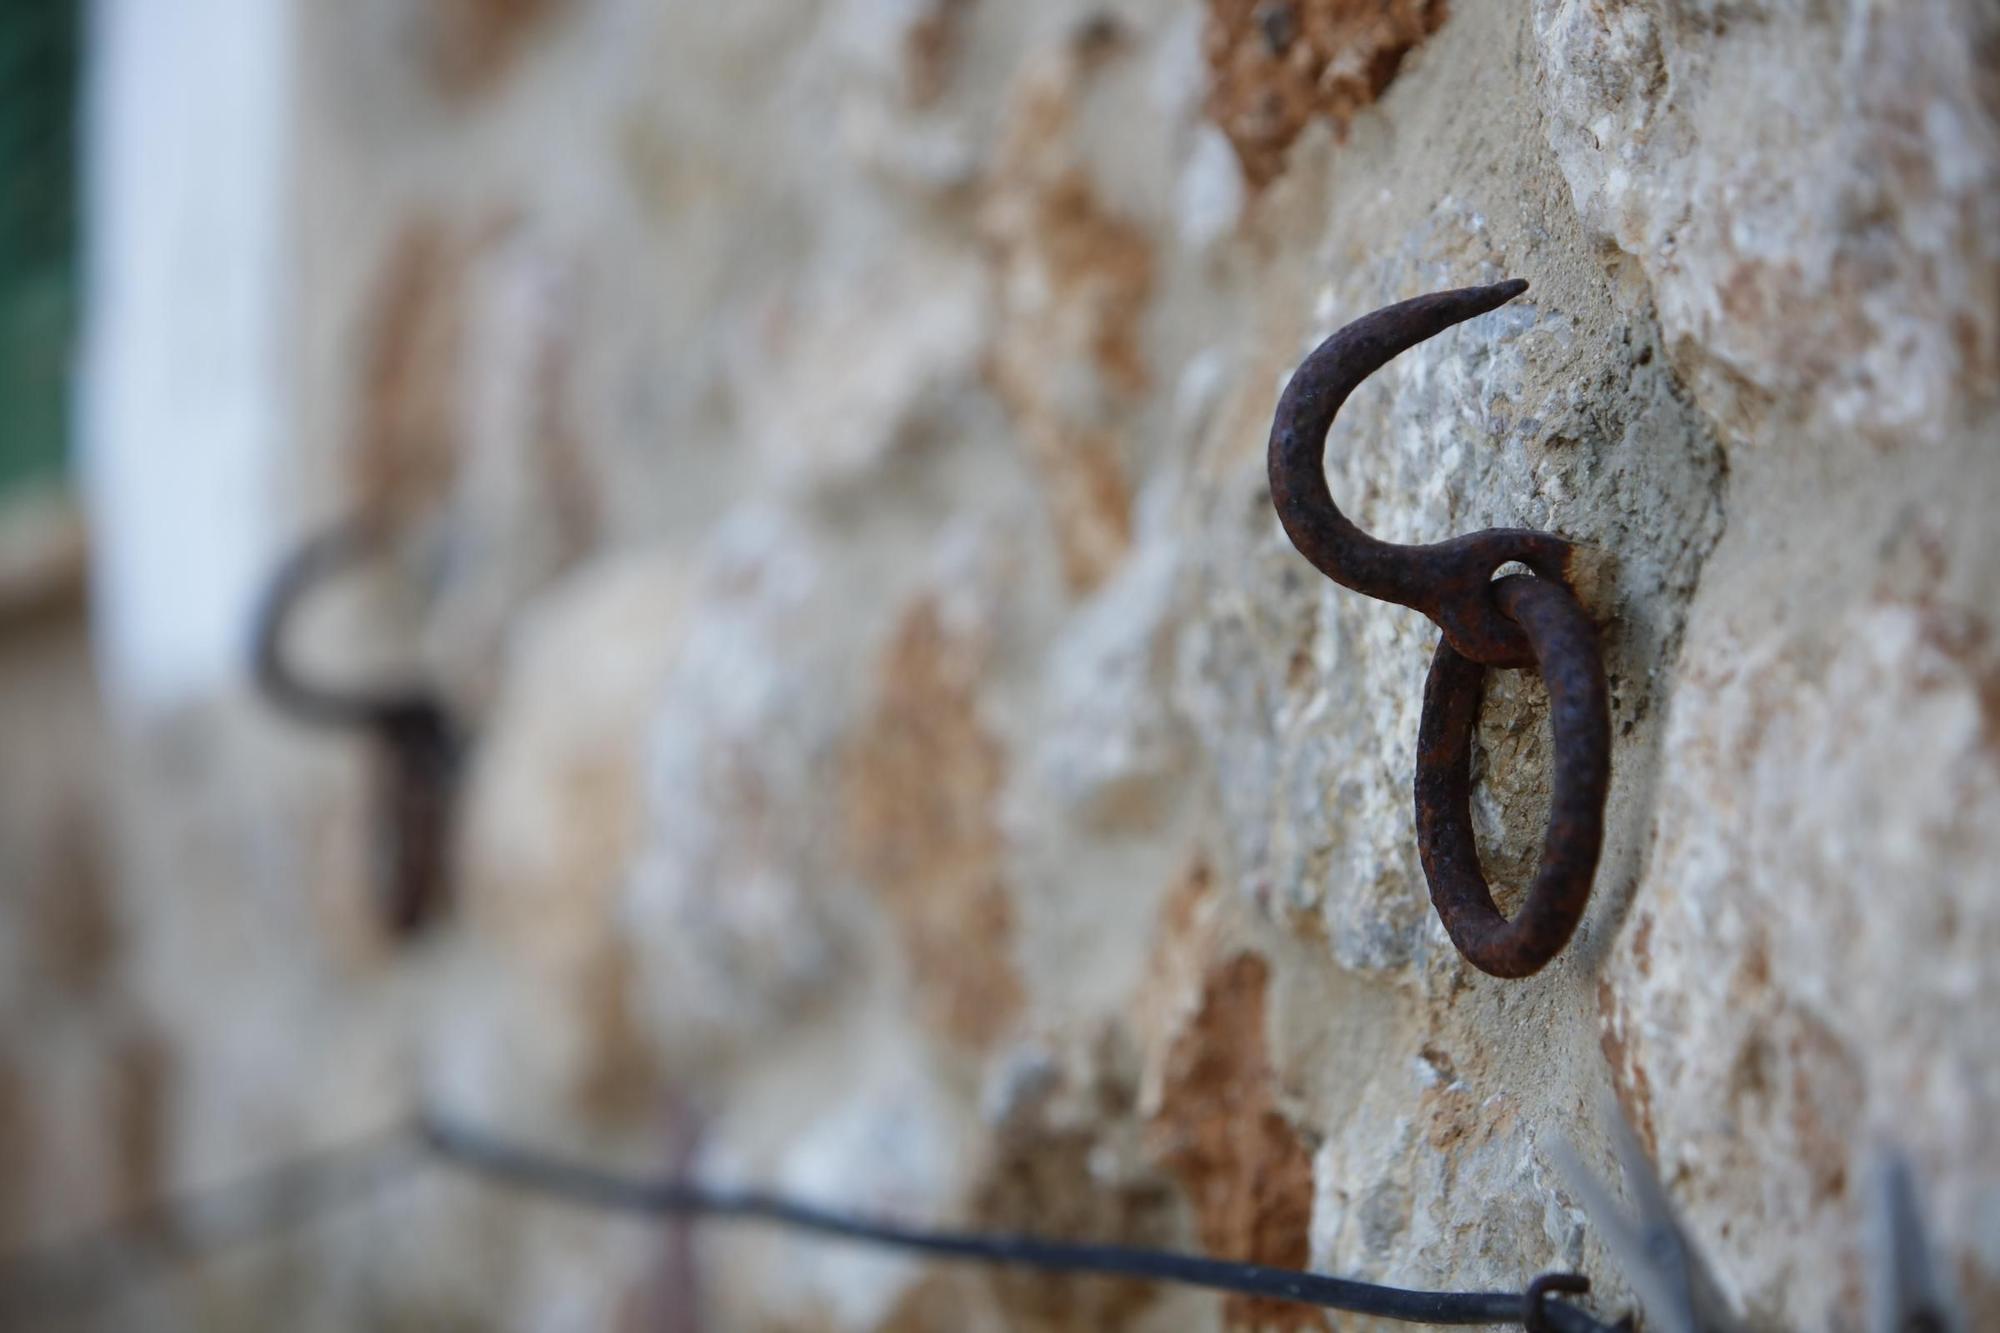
251, 518, 465, 936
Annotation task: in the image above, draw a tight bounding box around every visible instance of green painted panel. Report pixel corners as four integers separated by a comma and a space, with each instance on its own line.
0, 2, 81, 494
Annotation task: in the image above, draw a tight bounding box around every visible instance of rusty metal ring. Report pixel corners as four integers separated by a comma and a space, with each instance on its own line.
1267, 278, 1578, 668
1414, 575, 1609, 978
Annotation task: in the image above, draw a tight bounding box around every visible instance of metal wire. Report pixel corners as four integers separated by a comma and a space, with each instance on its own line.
0, 1114, 1621, 1331
417, 1113, 1618, 1332
0, 1123, 420, 1319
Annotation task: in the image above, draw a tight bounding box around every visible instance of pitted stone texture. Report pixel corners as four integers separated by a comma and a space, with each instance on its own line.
0, 611, 159, 1260
1030, 534, 1192, 834
966, 1031, 1182, 1332
351, 219, 472, 523
425, 0, 568, 99
70, 0, 2000, 1329
1149, 950, 1326, 1333
1534, 0, 2000, 445
426, 222, 598, 708
453, 548, 692, 1119
621, 510, 856, 1070
843, 591, 1024, 1051
704, 1054, 981, 1333
982, 27, 1156, 594
734, 244, 990, 493
1203, 0, 1448, 188
1604, 589, 2000, 1328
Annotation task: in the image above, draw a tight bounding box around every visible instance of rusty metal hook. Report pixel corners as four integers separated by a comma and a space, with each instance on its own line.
1268, 280, 1611, 978
1268, 279, 1579, 670
252, 519, 465, 936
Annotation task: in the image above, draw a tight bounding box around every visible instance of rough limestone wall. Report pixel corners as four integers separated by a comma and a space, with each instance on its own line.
81, 1, 1997, 1330
0, 505, 140, 1271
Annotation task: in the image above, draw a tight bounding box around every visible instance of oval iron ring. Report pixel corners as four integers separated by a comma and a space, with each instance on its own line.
1414, 575, 1609, 978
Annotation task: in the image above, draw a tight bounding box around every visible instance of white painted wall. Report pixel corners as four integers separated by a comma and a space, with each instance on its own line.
79, 0, 295, 713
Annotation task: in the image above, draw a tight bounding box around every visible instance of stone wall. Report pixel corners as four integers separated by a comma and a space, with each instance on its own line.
48, 1, 2000, 1329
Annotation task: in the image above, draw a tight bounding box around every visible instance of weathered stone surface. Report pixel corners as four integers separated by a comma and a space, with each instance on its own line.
0, 577, 151, 1259
1204, 0, 1447, 188
351, 218, 471, 523
1150, 948, 1325, 1332
982, 25, 1155, 593
455, 547, 693, 1117
1602, 560, 2000, 1327
845, 593, 1023, 1050
426, 0, 568, 100
1534, 0, 2000, 445
57, 0, 2000, 1329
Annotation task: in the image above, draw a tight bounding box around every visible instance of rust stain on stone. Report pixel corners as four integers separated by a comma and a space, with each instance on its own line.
354, 220, 470, 518
1148, 951, 1327, 1332
0, 1053, 28, 1248
110, 1028, 172, 1220
902, 0, 976, 107
1413, 1045, 1517, 1183
971, 1108, 1176, 1328
1132, 855, 1221, 1062
982, 34, 1154, 594
428, 0, 565, 100
526, 261, 599, 565
1204, 0, 1449, 188
575, 943, 663, 1121
1596, 976, 1658, 1159
29, 805, 117, 995
1785, 1012, 1864, 1206
844, 597, 1022, 1050
880, 1274, 981, 1333
1420, 1088, 1480, 1162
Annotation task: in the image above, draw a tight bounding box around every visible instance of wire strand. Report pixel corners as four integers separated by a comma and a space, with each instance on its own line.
420, 1112, 1618, 1333
0, 1123, 420, 1318
0, 1113, 1620, 1332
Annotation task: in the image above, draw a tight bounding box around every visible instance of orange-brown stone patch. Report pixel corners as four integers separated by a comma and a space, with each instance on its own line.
0, 1052, 29, 1248
971, 1121, 1175, 1329
902, 0, 975, 107
527, 268, 598, 564
1132, 855, 1221, 1063
1148, 952, 1327, 1332
21, 775, 115, 997
109, 1028, 172, 1217
844, 598, 1022, 1049
574, 943, 661, 1120
427, 0, 564, 100
353, 221, 471, 518
1204, 0, 1449, 188
982, 34, 1154, 594
1596, 975, 1658, 1159
1785, 1012, 1863, 1205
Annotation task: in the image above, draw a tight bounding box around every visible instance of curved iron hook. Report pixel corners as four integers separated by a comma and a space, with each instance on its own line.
1267, 279, 1575, 668
253, 519, 464, 935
